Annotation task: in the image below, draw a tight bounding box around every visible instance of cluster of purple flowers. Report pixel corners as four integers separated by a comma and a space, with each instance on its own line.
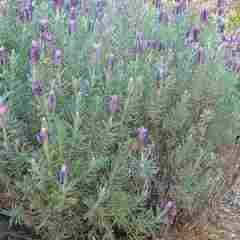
200, 8, 208, 23
174, 0, 186, 18
53, 0, 64, 13
104, 95, 149, 148
95, 0, 105, 21
31, 80, 41, 97
36, 127, 48, 144
48, 90, 56, 112
57, 163, 67, 185
104, 95, 120, 113
128, 32, 163, 55
28, 27, 62, 98
106, 53, 114, 71
225, 60, 240, 73
39, 18, 54, 43
185, 25, 200, 45
136, 127, 149, 146
52, 48, 63, 65
160, 200, 177, 225
222, 33, 240, 45
28, 40, 40, 65
16, 0, 33, 23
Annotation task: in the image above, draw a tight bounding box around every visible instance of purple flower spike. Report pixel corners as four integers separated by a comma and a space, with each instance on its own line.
151, 40, 162, 50
57, 164, 66, 184
192, 27, 200, 42
0, 47, 7, 65
164, 200, 177, 225
80, 0, 86, 15
136, 32, 145, 53
22, 8, 33, 22
42, 31, 53, 42
69, 0, 78, 7
39, 18, 49, 33
69, 6, 77, 19
136, 127, 149, 146
53, 0, 64, 11
217, 0, 224, 8
48, 90, 56, 112
96, 0, 105, 20
197, 47, 204, 64
159, 11, 169, 24
68, 19, 76, 35
155, 0, 161, 9
17, 0, 33, 23
165, 200, 174, 210
52, 48, 62, 65
36, 127, 48, 144
32, 80, 41, 96
104, 95, 120, 113
29, 40, 40, 65
200, 8, 208, 22
106, 53, 114, 70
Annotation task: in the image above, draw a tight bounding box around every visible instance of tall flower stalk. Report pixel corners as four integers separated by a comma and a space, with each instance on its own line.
0, 101, 8, 150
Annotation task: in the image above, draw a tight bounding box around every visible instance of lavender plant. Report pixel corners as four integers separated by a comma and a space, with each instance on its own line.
0, 0, 239, 240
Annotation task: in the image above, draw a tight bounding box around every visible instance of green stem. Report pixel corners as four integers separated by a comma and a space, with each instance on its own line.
3, 126, 8, 151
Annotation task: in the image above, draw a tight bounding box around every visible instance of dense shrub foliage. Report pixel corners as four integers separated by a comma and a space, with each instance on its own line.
0, 0, 240, 239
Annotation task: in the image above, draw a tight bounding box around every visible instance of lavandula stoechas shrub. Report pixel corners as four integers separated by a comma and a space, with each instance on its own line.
0, 1, 240, 240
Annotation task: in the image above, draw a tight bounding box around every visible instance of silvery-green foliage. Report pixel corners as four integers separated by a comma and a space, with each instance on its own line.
0, 1, 240, 239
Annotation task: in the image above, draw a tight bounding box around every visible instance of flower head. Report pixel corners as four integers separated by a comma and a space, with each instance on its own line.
217, 0, 224, 8
192, 26, 200, 42
175, 0, 185, 17
52, 48, 62, 65
69, 0, 78, 8
17, 0, 33, 23
28, 40, 40, 65
36, 127, 48, 144
68, 18, 76, 35
136, 32, 145, 53
104, 95, 120, 113
106, 53, 114, 71
53, 0, 64, 11
41, 31, 54, 42
165, 200, 177, 225
31, 80, 41, 96
136, 127, 149, 146
200, 8, 208, 22
57, 163, 67, 184
155, 0, 161, 9
96, 0, 105, 20
68, 6, 77, 20
80, 0, 86, 15
197, 47, 205, 64
48, 90, 56, 112
39, 18, 49, 33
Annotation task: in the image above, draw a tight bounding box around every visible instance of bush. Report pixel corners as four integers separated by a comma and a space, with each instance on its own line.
0, 1, 239, 239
